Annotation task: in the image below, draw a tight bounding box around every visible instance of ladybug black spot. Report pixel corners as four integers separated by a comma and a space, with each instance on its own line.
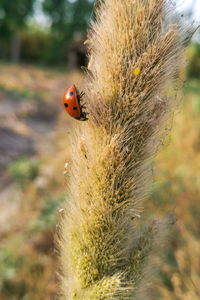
68, 91, 74, 96
64, 103, 68, 108
73, 106, 77, 110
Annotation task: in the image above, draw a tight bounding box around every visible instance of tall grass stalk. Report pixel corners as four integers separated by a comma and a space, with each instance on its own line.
59, 1, 194, 299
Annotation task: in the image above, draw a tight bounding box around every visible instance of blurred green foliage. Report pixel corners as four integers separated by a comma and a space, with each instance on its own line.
0, 235, 28, 298
20, 26, 49, 62
42, 0, 93, 39
0, 83, 46, 101
0, 0, 34, 38
0, 0, 95, 64
8, 157, 39, 188
41, 0, 94, 64
0, 0, 34, 61
184, 79, 200, 116
187, 43, 200, 79
0, 190, 65, 298
29, 194, 65, 232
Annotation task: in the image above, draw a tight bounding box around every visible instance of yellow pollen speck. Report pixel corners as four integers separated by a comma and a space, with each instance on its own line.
93, 269, 99, 275
134, 67, 140, 76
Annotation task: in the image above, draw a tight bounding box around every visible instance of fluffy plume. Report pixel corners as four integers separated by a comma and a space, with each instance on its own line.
59, 0, 194, 299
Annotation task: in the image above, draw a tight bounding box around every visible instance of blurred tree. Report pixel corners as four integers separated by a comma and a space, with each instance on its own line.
43, 0, 93, 39
42, 0, 94, 65
0, 0, 35, 61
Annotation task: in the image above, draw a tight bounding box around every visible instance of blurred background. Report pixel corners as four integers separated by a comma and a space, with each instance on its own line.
0, 0, 199, 299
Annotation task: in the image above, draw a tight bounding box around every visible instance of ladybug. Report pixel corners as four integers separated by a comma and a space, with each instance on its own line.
63, 84, 87, 121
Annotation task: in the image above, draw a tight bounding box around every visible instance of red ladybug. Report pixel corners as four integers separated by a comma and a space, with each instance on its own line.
63, 84, 87, 121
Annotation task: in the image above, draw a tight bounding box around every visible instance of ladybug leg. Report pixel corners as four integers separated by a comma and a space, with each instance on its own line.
77, 93, 88, 121
82, 112, 89, 120
77, 93, 85, 106
81, 103, 87, 109
80, 109, 89, 121
79, 91, 85, 98
78, 94, 87, 109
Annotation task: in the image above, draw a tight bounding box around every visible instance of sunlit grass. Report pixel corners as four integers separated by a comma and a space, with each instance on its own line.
0, 63, 73, 299
148, 78, 200, 299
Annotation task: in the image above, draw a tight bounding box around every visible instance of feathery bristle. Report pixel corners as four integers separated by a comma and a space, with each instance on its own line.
59, 0, 195, 298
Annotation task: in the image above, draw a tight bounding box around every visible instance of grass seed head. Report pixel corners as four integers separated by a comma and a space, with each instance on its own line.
59, 0, 195, 298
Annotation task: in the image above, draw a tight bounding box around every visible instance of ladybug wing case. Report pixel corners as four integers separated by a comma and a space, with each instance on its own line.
63, 85, 81, 118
